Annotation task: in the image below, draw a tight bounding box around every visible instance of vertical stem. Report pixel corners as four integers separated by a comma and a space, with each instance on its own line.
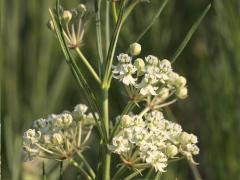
188, 161, 202, 180
102, 87, 111, 180
60, 161, 63, 180
105, 0, 110, 56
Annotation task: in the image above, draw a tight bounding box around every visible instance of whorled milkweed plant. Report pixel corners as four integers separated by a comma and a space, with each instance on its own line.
22, 0, 211, 179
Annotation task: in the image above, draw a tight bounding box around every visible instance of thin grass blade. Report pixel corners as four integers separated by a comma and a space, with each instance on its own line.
171, 4, 211, 63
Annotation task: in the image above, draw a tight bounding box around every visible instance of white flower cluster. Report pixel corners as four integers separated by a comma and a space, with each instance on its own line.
110, 110, 199, 172
23, 104, 96, 161
112, 52, 188, 99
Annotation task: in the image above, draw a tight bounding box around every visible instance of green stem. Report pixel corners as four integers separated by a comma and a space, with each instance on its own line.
154, 99, 177, 109
188, 161, 202, 180
112, 165, 127, 180
154, 172, 162, 180
102, 87, 111, 180
124, 169, 144, 180
145, 167, 154, 179
75, 48, 101, 84
112, 1, 118, 23
77, 121, 82, 147
42, 161, 47, 180
77, 152, 96, 179
70, 159, 92, 180
60, 161, 63, 180
138, 107, 150, 117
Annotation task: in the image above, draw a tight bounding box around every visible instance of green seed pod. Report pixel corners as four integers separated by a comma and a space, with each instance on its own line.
130, 42, 142, 56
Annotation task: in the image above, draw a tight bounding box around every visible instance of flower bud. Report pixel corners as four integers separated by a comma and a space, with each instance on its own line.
158, 88, 169, 100
43, 135, 51, 144
23, 129, 41, 144
179, 132, 191, 144
78, 4, 87, 13
166, 145, 178, 157
121, 115, 133, 127
159, 59, 172, 72
62, 10, 72, 22
47, 20, 55, 31
176, 76, 187, 87
52, 133, 63, 145
190, 134, 198, 144
134, 58, 145, 75
130, 43, 141, 56
146, 55, 158, 65
176, 87, 188, 99
62, 113, 73, 126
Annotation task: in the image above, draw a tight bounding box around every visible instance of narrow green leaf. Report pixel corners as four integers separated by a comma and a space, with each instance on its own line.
134, 0, 169, 43
103, 0, 126, 87
95, 0, 104, 75
171, 4, 211, 63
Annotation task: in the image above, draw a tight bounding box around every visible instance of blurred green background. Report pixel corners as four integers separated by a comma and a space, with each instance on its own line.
1, 0, 240, 179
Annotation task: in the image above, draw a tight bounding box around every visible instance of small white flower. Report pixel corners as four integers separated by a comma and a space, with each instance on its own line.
33, 118, 48, 129
52, 133, 64, 145
73, 104, 88, 119
74, 104, 88, 113
145, 55, 158, 65
121, 115, 134, 127
113, 64, 137, 86
111, 135, 131, 154
43, 134, 51, 144
61, 113, 73, 126
23, 129, 41, 144
117, 53, 132, 63
159, 59, 172, 73
136, 74, 158, 95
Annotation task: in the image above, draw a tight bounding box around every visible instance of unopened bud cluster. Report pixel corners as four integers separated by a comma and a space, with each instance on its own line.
112, 44, 188, 100
22, 104, 96, 161
48, 4, 87, 49
110, 110, 199, 172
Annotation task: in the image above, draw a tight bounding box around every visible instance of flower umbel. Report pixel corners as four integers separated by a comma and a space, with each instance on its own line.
22, 104, 96, 161
110, 110, 199, 172
112, 44, 188, 102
